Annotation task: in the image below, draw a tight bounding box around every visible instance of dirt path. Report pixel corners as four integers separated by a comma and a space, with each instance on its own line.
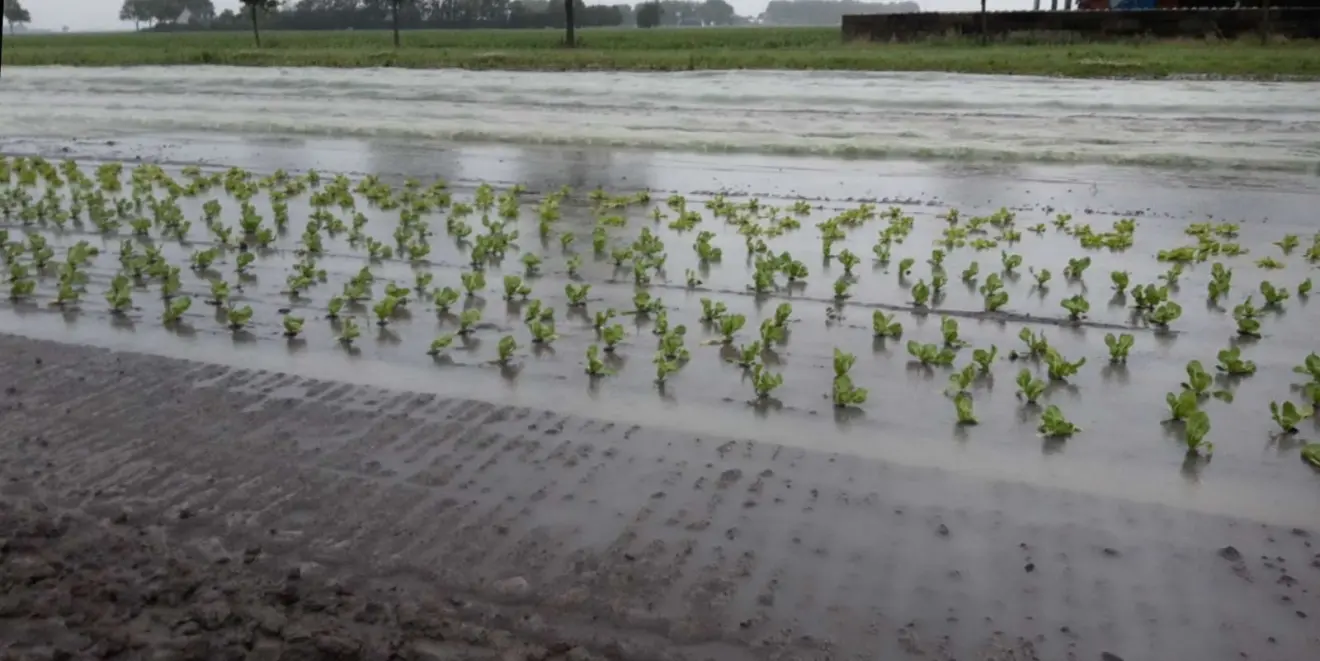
1, 333, 1317, 660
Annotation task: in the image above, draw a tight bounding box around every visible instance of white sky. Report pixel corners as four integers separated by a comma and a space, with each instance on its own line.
28, 0, 1035, 32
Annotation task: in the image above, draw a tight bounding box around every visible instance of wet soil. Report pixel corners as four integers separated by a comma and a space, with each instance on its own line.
1, 333, 1317, 661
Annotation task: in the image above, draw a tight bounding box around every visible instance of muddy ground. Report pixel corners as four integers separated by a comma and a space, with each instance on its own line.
1, 333, 1317, 661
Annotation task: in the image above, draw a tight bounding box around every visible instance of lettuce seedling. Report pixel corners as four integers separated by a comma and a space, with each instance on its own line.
602, 323, 625, 352
720, 314, 747, 343
972, 345, 997, 374
838, 250, 860, 276
1130, 284, 1167, 310
529, 320, 557, 344
384, 283, 410, 305
873, 311, 902, 338
1301, 443, 1320, 469
326, 295, 345, 319
1216, 347, 1256, 376
373, 295, 399, 326
433, 287, 459, 313
734, 341, 762, 367
1233, 296, 1262, 337
1276, 234, 1300, 254
1062, 256, 1091, 281
1146, 301, 1182, 329
1044, 348, 1085, 381
961, 261, 979, 282
759, 318, 785, 346
1110, 270, 1130, 293
1001, 251, 1022, 274
659, 327, 689, 362
772, 303, 793, 329
282, 315, 304, 337
1260, 281, 1289, 307
497, 335, 518, 364
207, 279, 230, 306
235, 252, 255, 275
633, 291, 662, 315
566, 254, 582, 276
908, 341, 956, 367
654, 351, 681, 384
1294, 352, 1320, 383
940, 316, 965, 348
1180, 360, 1212, 396
565, 283, 590, 307
461, 271, 485, 296
105, 275, 133, 313
750, 362, 784, 400
523, 299, 551, 324
1256, 257, 1284, 270
428, 334, 455, 356
1038, 405, 1079, 437
911, 279, 930, 307
1104, 333, 1134, 363
585, 345, 612, 376
190, 248, 219, 271
161, 296, 191, 324
1018, 328, 1049, 358
947, 363, 976, 396
226, 304, 253, 331
833, 374, 868, 407
873, 240, 892, 264
1030, 267, 1051, 288
1165, 389, 1199, 422
1300, 278, 1313, 297
502, 275, 532, 300
954, 392, 977, 425
897, 257, 915, 277
1270, 401, 1310, 434
457, 308, 481, 335
699, 298, 727, 323
782, 259, 808, 282
1184, 410, 1213, 457
1061, 295, 1089, 321
651, 309, 670, 336
983, 289, 1009, 312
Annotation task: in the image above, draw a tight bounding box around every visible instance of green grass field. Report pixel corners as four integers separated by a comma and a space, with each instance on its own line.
5, 27, 1319, 78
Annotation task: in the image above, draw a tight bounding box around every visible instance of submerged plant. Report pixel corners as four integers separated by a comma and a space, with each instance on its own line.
907, 341, 955, 367
971, 345, 998, 374
428, 334, 455, 356
585, 345, 611, 376
1105, 333, 1134, 363
750, 362, 784, 400
282, 315, 304, 337
1216, 346, 1256, 376
831, 349, 867, 407
700, 298, 727, 323
953, 392, 977, 425
1060, 294, 1089, 321
1015, 368, 1046, 404
1043, 348, 1085, 382
1184, 410, 1213, 458
1037, 405, 1079, 438
720, 314, 747, 343
872, 311, 902, 338
1166, 389, 1199, 423
497, 335, 518, 364
1270, 401, 1310, 434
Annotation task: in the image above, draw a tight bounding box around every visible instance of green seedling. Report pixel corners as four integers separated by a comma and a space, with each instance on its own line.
235, 252, 255, 275
593, 308, 617, 330
961, 261, 979, 282
226, 304, 253, 331
947, 363, 977, 396
911, 279, 930, 307
653, 351, 682, 384
522, 299, 550, 324
1300, 278, 1313, 297
1030, 267, 1051, 288
659, 327, 689, 362
1233, 296, 1262, 337
1060, 294, 1089, 321
750, 362, 784, 400
651, 309, 670, 336
457, 308, 481, 335
1038, 405, 1080, 438
602, 323, 625, 352
898, 257, 915, 276
1146, 301, 1182, 329
832, 277, 851, 300
566, 254, 582, 276
1061, 256, 1090, 281
1165, 389, 1199, 422
1105, 333, 1134, 363
1181, 360, 1213, 396
759, 318, 785, 346
1208, 263, 1232, 302
907, 341, 956, 367
585, 345, 611, 376
326, 295, 345, 319
1260, 281, 1289, 307
1044, 348, 1085, 382
1001, 251, 1022, 273
1276, 234, 1300, 254
1130, 284, 1167, 310
565, 283, 590, 306
1018, 328, 1049, 357
971, 345, 998, 374
384, 282, 411, 305
1256, 257, 1284, 270
529, 320, 557, 344
1294, 352, 1320, 383
1301, 443, 1320, 469
1015, 368, 1047, 404
872, 311, 902, 338
734, 341, 762, 367
282, 315, 304, 337
772, 303, 793, 329
700, 298, 727, 323
373, 295, 399, 326
497, 335, 518, 364
832, 350, 867, 407
838, 250, 860, 276
105, 275, 133, 313
983, 289, 1008, 312
208, 279, 230, 306
940, 316, 965, 348
1216, 347, 1256, 376
162, 296, 191, 324
720, 314, 747, 343
428, 334, 455, 356
433, 287, 460, 312
1270, 401, 1310, 434
1110, 270, 1130, 293
461, 271, 485, 296
503, 275, 532, 300
954, 392, 977, 425
1184, 410, 1213, 457
1160, 263, 1184, 287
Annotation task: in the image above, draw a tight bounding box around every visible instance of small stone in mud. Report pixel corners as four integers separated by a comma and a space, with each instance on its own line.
936, 524, 950, 537
1218, 546, 1243, 562
1024, 563, 1036, 573
1102, 547, 1120, 557
1297, 610, 1308, 618
1101, 653, 1125, 661
494, 576, 529, 597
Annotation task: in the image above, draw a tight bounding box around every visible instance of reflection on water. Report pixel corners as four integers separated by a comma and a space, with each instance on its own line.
2, 66, 1319, 173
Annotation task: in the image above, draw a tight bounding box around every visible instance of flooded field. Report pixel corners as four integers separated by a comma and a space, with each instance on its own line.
2, 67, 1319, 661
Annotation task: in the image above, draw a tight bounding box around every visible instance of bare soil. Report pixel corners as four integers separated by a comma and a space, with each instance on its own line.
1, 333, 1317, 661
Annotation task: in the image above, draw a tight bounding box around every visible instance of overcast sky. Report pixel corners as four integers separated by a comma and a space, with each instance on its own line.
27, 0, 1037, 32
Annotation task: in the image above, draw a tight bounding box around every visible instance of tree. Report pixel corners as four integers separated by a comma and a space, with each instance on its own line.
3, 0, 31, 34
636, 1, 661, 28
563, 0, 574, 48
119, 0, 153, 30
388, 0, 409, 48
239, 0, 279, 47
